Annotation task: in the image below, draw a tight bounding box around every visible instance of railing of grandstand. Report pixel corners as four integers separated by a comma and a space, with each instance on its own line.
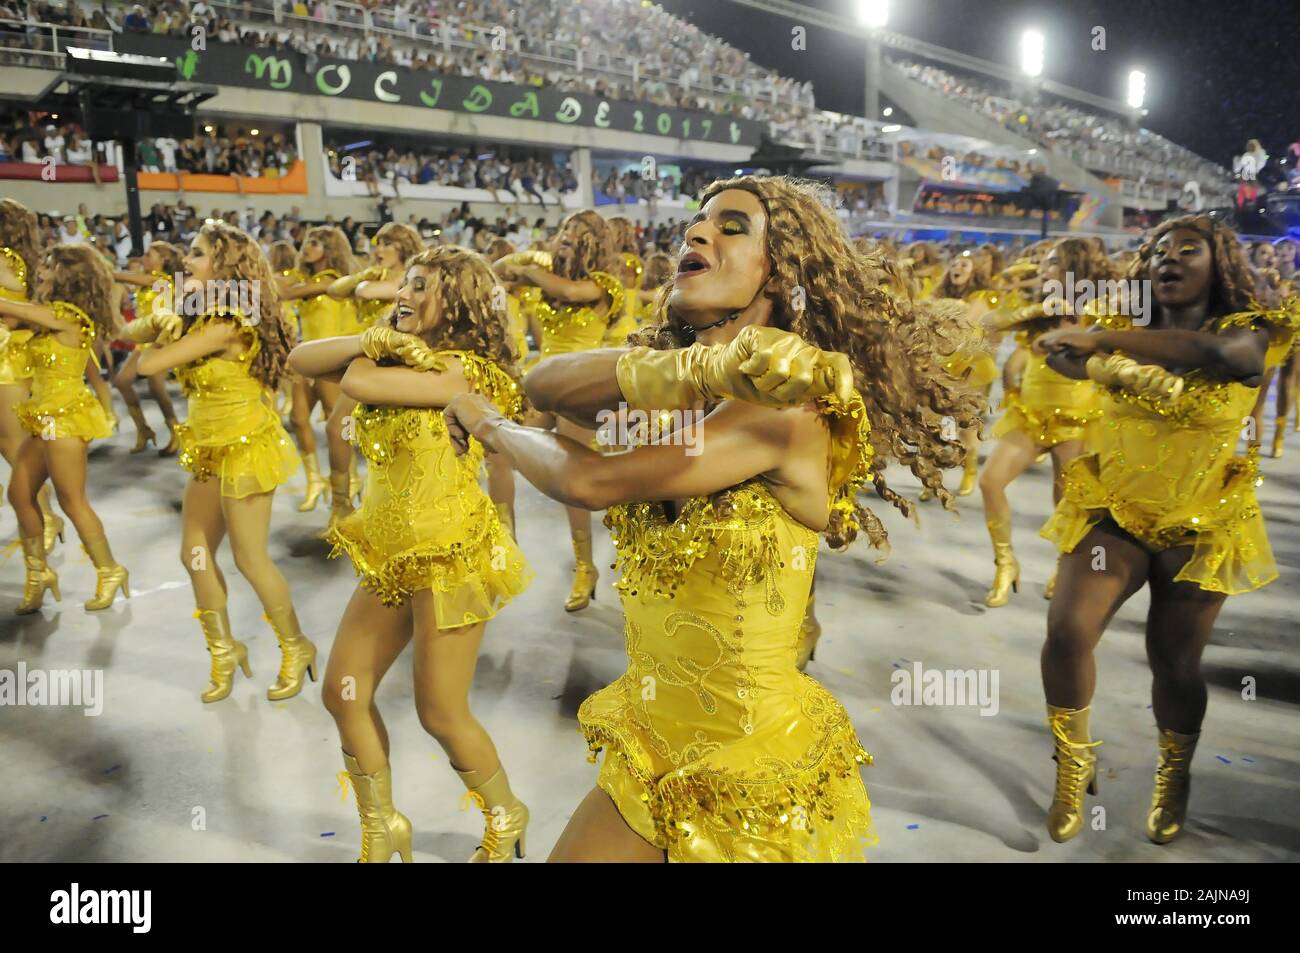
198, 0, 810, 111
0, 19, 115, 65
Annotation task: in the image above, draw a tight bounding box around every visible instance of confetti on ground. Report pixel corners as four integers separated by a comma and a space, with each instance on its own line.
92, 814, 109, 820
1242, 757, 1255, 764
320, 832, 335, 838
1215, 755, 1231, 764
869, 707, 881, 714
40, 816, 47, 822
906, 823, 920, 830
103, 764, 121, 775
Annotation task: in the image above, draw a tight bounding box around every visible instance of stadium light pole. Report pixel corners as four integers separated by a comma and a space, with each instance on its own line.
857, 0, 889, 121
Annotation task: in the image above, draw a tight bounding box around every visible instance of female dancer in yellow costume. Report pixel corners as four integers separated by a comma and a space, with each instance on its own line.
0, 199, 65, 551
113, 241, 184, 455
978, 238, 1106, 607
446, 176, 982, 862
2, 244, 127, 614
279, 226, 357, 528
136, 222, 311, 703
603, 216, 644, 346
290, 246, 531, 863
494, 210, 623, 610
1032, 215, 1297, 846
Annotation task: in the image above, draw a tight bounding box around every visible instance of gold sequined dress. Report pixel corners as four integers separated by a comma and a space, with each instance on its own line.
0, 246, 33, 385
325, 350, 532, 625
172, 309, 299, 497
579, 393, 877, 862
517, 270, 624, 358
353, 266, 396, 331
298, 270, 358, 340
603, 252, 644, 347
1042, 308, 1300, 594
16, 302, 113, 440
993, 325, 1100, 447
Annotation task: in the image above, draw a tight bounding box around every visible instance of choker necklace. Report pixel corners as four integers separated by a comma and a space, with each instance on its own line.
691, 311, 741, 333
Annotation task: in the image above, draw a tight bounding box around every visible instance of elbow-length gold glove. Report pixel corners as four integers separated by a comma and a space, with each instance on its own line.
359, 325, 445, 372
1086, 352, 1185, 401
123, 310, 183, 344
616, 324, 853, 410
328, 266, 383, 299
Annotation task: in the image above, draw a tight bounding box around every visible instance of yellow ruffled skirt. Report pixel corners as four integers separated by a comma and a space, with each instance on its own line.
579, 677, 876, 863
17, 380, 112, 440
176, 409, 299, 498
1041, 450, 1277, 595
326, 504, 531, 627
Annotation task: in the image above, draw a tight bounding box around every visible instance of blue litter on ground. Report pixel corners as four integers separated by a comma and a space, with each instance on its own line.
40, 816, 47, 822
1242, 757, 1255, 764
103, 764, 121, 774
320, 832, 335, 837
906, 823, 920, 830
92, 814, 109, 820
1215, 755, 1231, 764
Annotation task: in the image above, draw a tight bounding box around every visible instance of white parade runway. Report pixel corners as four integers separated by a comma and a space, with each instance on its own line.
2, 383, 1298, 863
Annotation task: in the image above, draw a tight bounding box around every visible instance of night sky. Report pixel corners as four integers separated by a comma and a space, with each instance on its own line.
655, 0, 1300, 168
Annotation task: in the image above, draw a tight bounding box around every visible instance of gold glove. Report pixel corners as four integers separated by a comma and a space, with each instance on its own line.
494, 250, 553, 272
0, 322, 9, 350
123, 309, 183, 344
328, 266, 383, 299
1086, 352, 1184, 401
359, 325, 445, 372
616, 324, 853, 410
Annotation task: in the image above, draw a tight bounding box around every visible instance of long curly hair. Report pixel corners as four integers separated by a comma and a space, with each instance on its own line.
390, 245, 525, 395
372, 222, 423, 267
37, 244, 120, 339
0, 198, 41, 292
643, 251, 673, 289
606, 216, 640, 255
268, 240, 297, 273
147, 241, 184, 277
297, 225, 354, 277
550, 209, 611, 281
1128, 215, 1256, 325
631, 175, 985, 552
196, 222, 296, 390
931, 251, 992, 299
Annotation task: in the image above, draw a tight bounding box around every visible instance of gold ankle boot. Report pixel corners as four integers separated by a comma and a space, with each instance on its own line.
16, 536, 60, 615
159, 419, 181, 457
457, 765, 529, 862
341, 751, 412, 863
82, 533, 129, 610
984, 515, 1019, 608
264, 605, 318, 701
348, 457, 362, 502
127, 406, 156, 453
957, 453, 978, 496
564, 530, 598, 612
37, 486, 64, 555
323, 472, 354, 535
195, 608, 253, 703
1146, 727, 1200, 844
1045, 704, 1101, 843
796, 578, 821, 672
1044, 559, 1059, 600
298, 454, 327, 512
494, 501, 516, 542
1271, 429, 1285, 459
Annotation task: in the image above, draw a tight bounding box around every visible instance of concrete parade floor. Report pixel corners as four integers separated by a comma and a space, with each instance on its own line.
1, 384, 1297, 863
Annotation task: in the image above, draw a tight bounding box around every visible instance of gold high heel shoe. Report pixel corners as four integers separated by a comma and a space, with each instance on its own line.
796, 578, 821, 672
341, 751, 413, 863
127, 406, 156, 453
37, 486, 64, 555
494, 500, 516, 542
957, 453, 978, 496
194, 608, 253, 703
1045, 704, 1101, 843
159, 420, 181, 457
16, 536, 61, 615
1146, 727, 1200, 844
1044, 558, 1059, 600
984, 514, 1019, 608
457, 765, 529, 862
82, 533, 129, 610
298, 454, 327, 512
264, 605, 318, 701
564, 529, 598, 612
1271, 429, 1285, 459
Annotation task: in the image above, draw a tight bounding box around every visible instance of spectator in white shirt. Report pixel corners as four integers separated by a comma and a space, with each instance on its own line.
58, 216, 85, 244
155, 136, 179, 173
43, 126, 65, 160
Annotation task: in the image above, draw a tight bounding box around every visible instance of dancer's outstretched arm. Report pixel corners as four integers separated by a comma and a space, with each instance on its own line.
0, 298, 82, 333
1037, 325, 1268, 383
339, 357, 469, 408
288, 335, 364, 382
137, 322, 239, 375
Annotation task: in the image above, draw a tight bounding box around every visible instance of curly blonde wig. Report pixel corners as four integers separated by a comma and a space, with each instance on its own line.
373, 222, 423, 266
297, 225, 354, 277
387, 245, 524, 385
632, 175, 985, 552
931, 251, 993, 299
606, 216, 640, 256
1129, 215, 1256, 324
550, 209, 612, 281
196, 222, 296, 390
268, 240, 297, 274
146, 241, 184, 278
0, 197, 41, 291
643, 251, 673, 289
37, 243, 120, 339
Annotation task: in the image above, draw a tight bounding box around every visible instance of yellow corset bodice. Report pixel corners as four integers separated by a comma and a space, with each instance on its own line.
520, 270, 624, 357
133, 271, 173, 322
16, 302, 112, 440
0, 246, 33, 383
298, 270, 355, 340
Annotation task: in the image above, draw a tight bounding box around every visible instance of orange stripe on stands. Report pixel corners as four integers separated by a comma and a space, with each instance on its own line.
138, 160, 306, 194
